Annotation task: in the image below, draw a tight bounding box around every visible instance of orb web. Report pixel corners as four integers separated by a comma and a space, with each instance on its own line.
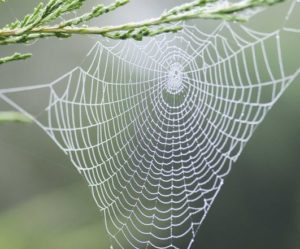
0, 1, 299, 248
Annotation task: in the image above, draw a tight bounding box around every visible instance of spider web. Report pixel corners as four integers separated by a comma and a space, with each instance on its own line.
0, 1, 299, 248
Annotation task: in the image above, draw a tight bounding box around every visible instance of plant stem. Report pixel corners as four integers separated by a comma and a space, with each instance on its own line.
0, 0, 283, 40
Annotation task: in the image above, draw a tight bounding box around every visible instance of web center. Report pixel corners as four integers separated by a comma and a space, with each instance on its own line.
166, 63, 184, 94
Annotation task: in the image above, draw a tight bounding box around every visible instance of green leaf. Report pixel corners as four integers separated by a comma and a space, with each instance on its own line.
0, 53, 32, 65
0, 112, 32, 124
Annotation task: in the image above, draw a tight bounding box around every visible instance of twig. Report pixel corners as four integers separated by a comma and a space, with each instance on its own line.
0, 0, 284, 45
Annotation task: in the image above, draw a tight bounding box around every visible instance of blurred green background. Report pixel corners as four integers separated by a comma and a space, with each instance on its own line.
0, 0, 299, 249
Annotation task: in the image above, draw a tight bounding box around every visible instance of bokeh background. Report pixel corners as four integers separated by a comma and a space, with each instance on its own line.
0, 0, 299, 249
